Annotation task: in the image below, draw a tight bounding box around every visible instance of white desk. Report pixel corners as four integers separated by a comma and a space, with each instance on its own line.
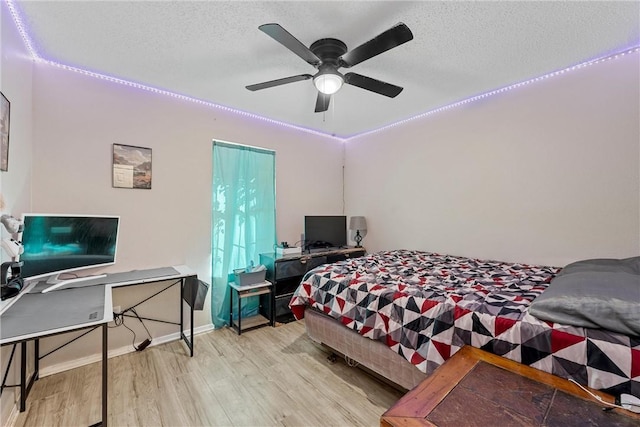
0, 265, 199, 427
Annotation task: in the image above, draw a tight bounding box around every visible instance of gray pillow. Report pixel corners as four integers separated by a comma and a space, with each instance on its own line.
557, 256, 640, 276
529, 257, 640, 337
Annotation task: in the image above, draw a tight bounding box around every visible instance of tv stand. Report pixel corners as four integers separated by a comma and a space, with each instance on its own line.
41, 273, 108, 293
260, 246, 366, 323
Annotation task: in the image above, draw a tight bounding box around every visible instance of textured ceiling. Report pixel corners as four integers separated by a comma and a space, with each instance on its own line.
14, 1, 640, 137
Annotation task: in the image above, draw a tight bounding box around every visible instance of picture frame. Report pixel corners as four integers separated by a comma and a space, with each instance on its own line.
112, 143, 152, 189
1, 92, 10, 172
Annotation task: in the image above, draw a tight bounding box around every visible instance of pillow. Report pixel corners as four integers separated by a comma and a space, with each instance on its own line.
529, 257, 640, 337
557, 256, 640, 276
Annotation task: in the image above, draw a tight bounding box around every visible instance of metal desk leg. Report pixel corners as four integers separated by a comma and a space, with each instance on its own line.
190, 298, 194, 357
15, 339, 40, 413
180, 278, 184, 344
183, 278, 194, 357
102, 324, 108, 427
180, 278, 195, 357
25, 340, 39, 404
20, 341, 26, 412
90, 325, 108, 427
34, 340, 39, 381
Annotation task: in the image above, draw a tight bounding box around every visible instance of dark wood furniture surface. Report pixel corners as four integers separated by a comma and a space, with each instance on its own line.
381, 346, 640, 427
260, 247, 366, 323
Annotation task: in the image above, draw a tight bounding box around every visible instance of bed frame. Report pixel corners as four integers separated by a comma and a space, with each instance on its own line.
295, 250, 640, 398
304, 307, 427, 390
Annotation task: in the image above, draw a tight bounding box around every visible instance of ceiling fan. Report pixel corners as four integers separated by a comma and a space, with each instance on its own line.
246, 23, 414, 113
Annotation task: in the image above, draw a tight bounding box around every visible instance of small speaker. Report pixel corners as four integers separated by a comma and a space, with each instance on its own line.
183, 276, 209, 311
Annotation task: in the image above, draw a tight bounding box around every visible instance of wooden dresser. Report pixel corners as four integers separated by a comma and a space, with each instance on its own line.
381, 346, 640, 426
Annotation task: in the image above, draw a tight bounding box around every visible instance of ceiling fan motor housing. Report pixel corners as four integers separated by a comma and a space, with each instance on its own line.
309, 38, 348, 67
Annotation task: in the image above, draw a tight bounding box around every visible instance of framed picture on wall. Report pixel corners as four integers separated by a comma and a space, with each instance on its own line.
112, 143, 152, 189
0, 92, 10, 172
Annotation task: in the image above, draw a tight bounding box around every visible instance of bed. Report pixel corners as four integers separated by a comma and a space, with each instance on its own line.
289, 250, 640, 398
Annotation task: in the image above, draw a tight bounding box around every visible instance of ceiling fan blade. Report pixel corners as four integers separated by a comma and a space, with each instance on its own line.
315, 92, 331, 112
259, 23, 321, 66
344, 73, 403, 97
339, 23, 413, 68
246, 74, 313, 91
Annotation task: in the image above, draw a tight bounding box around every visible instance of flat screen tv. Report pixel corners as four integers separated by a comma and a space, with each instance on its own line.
19, 214, 120, 291
304, 215, 347, 249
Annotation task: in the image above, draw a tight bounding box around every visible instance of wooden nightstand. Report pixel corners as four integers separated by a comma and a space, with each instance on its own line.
381, 346, 640, 426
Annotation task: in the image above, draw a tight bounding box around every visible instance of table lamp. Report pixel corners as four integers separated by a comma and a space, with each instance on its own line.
349, 216, 367, 248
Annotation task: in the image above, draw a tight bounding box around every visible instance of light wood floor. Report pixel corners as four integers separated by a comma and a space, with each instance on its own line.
12, 320, 403, 426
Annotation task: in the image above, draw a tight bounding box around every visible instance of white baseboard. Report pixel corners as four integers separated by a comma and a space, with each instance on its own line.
38, 323, 214, 378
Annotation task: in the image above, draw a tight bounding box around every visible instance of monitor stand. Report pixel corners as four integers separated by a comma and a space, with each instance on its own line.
41, 273, 108, 293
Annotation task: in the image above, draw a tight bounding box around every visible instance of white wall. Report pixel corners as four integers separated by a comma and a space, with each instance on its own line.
0, 1, 35, 424
4, 2, 639, 420
345, 52, 640, 267
28, 63, 344, 367
0, 5, 33, 225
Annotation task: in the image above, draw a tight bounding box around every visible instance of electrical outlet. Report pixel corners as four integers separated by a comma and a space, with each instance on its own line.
113, 305, 121, 314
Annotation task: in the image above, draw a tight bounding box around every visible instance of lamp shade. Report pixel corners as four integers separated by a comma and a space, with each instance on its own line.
313, 72, 344, 95
349, 216, 367, 231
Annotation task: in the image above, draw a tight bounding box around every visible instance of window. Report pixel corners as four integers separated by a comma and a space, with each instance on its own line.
211, 141, 276, 327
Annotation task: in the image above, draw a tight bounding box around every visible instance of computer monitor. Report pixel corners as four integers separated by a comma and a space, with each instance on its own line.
304, 215, 347, 249
19, 214, 119, 290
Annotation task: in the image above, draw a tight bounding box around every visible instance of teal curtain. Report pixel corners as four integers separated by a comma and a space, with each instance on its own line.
211, 141, 276, 328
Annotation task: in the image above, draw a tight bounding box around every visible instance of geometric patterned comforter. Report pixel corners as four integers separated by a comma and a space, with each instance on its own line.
290, 250, 640, 398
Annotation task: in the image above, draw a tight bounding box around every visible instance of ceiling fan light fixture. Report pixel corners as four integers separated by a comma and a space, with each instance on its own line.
314, 71, 344, 95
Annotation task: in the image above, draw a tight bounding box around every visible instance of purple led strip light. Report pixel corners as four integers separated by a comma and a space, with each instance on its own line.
39, 60, 336, 138
347, 45, 640, 141
5, 0, 39, 59
6, 0, 639, 142
4, 0, 337, 140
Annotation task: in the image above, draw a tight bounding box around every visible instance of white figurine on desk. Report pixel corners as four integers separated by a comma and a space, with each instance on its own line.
1, 214, 24, 259
0, 214, 25, 304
